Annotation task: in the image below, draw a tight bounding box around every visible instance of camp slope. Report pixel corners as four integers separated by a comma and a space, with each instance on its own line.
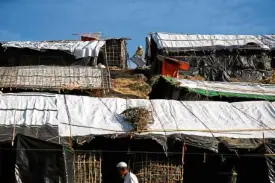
0, 92, 274, 140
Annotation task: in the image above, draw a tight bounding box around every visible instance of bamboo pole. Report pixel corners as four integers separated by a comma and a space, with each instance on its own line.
88, 153, 91, 183
11, 109, 16, 146
142, 128, 275, 133
94, 154, 96, 183
84, 154, 86, 183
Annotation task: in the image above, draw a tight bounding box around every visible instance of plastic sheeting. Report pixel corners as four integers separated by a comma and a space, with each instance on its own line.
130, 55, 146, 67
1, 40, 106, 58
151, 32, 272, 50
265, 142, 275, 183
149, 76, 275, 101
57, 96, 275, 138
262, 35, 275, 49
14, 134, 68, 183
0, 92, 275, 139
177, 78, 275, 99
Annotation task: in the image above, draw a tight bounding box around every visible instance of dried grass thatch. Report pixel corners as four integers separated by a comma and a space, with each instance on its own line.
260, 70, 275, 84
121, 107, 153, 132
112, 78, 151, 99
179, 75, 205, 81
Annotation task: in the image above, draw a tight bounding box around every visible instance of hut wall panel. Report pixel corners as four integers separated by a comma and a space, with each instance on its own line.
74, 152, 102, 183
132, 153, 183, 183
0, 66, 111, 90
105, 39, 127, 69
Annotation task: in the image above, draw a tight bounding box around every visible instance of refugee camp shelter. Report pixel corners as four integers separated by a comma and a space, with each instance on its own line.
0, 92, 275, 183
150, 76, 275, 102
146, 32, 275, 81
77, 33, 130, 69
0, 37, 130, 69
0, 134, 73, 183
0, 40, 105, 66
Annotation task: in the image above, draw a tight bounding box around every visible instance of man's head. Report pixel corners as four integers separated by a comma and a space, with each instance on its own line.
116, 162, 129, 177
138, 45, 142, 49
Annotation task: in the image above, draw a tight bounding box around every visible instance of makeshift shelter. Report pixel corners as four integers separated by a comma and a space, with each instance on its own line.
0, 38, 130, 69
0, 93, 275, 183
0, 133, 73, 183
146, 32, 274, 81
150, 76, 275, 102
77, 33, 130, 69
0, 40, 105, 66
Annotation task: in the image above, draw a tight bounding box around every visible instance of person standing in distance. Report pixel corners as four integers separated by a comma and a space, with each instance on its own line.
116, 162, 138, 183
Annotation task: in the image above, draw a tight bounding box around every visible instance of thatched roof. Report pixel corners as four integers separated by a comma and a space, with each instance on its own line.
0, 66, 111, 91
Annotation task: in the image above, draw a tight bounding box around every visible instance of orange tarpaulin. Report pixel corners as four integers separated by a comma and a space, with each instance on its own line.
161, 57, 189, 78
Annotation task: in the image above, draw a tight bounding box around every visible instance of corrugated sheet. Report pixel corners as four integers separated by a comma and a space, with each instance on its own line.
0, 93, 274, 139
1, 40, 106, 58
0, 66, 111, 90
151, 32, 272, 50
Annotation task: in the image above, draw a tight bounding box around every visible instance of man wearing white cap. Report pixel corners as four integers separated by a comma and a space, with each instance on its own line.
116, 162, 138, 183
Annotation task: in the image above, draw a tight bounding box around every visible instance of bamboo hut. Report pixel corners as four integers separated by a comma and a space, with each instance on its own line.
146, 32, 275, 82
0, 93, 275, 183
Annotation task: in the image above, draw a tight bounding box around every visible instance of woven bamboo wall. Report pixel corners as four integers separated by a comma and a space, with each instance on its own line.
105, 39, 127, 69
132, 154, 183, 183
0, 66, 111, 90
74, 152, 102, 183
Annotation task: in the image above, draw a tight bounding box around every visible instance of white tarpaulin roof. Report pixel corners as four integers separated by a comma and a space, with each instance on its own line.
262, 35, 275, 49
151, 32, 271, 50
176, 78, 275, 98
1, 40, 106, 58
0, 93, 275, 139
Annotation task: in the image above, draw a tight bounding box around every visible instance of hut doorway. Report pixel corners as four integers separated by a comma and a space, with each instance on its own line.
75, 137, 131, 183
99, 138, 131, 183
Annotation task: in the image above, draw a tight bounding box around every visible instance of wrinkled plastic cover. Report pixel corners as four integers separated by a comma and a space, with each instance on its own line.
14, 134, 73, 183
1, 40, 106, 59
0, 92, 275, 139
176, 78, 275, 98
151, 32, 272, 50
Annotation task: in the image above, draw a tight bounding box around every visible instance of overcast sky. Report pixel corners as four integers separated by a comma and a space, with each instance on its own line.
0, 0, 274, 56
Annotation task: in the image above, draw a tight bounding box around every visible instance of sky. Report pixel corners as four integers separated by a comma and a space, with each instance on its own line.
0, 0, 275, 57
